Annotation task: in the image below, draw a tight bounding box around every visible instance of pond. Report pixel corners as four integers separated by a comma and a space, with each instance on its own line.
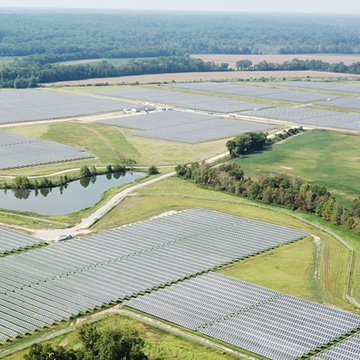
0, 172, 144, 215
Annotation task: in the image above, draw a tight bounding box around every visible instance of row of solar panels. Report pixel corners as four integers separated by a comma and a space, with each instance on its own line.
0, 226, 45, 254
0, 132, 93, 170
0, 208, 308, 342
124, 272, 360, 360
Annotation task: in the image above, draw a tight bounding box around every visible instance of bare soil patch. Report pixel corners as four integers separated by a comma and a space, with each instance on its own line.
192, 54, 360, 67
48, 70, 357, 86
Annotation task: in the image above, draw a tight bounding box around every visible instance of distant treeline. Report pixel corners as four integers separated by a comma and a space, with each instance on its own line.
1, 12, 360, 61
175, 162, 360, 235
0, 57, 229, 88
236, 58, 360, 74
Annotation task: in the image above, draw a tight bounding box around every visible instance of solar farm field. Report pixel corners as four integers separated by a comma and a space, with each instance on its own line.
0, 208, 307, 343
175, 82, 338, 103
0, 226, 45, 255
0, 90, 137, 124
99, 88, 272, 113
316, 97, 360, 111
286, 81, 360, 93
231, 130, 360, 205
99, 111, 275, 143
125, 272, 360, 360
0, 132, 93, 170
246, 107, 360, 131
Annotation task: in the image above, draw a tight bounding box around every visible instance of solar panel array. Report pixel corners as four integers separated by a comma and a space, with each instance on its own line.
0, 226, 45, 254
125, 272, 360, 360
246, 107, 360, 131
175, 82, 338, 103
313, 334, 360, 359
286, 81, 360, 93
0, 132, 93, 169
316, 97, 360, 110
0, 208, 308, 342
100, 89, 272, 113
0, 89, 137, 124
99, 111, 275, 143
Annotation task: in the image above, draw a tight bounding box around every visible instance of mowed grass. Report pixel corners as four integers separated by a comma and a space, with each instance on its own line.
93, 176, 356, 312
1, 315, 244, 360
232, 130, 360, 206
1, 121, 228, 171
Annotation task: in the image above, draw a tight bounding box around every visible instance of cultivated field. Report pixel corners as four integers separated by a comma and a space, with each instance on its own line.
49, 70, 358, 86
232, 130, 360, 206
192, 54, 360, 67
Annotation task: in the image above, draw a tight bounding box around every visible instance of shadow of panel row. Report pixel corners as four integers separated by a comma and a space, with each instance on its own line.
0, 208, 308, 342
124, 272, 360, 360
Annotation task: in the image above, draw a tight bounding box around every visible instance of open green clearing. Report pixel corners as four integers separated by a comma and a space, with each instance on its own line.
0, 314, 243, 360
232, 130, 360, 206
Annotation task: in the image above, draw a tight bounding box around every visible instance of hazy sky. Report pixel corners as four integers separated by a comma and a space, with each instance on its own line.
1, 0, 360, 14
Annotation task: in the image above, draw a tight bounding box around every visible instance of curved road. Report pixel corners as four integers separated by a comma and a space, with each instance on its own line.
34, 171, 176, 241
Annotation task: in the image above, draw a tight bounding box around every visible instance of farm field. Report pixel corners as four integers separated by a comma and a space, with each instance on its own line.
192, 53, 360, 67
48, 70, 358, 86
232, 130, 360, 206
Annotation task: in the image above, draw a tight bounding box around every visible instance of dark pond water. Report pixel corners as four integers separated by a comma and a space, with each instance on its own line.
0, 172, 144, 215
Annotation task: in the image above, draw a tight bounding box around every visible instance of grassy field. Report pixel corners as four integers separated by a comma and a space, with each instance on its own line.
232, 130, 360, 206
91, 175, 358, 312
1, 314, 244, 360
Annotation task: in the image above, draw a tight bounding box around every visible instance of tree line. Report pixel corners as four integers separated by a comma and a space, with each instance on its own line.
236, 58, 360, 74
226, 128, 303, 158
0, 57, 229, 88
175, 162, 360, 236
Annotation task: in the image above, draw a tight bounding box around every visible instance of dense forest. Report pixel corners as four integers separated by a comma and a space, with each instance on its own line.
0, 10, 360, 61
1, 10, 360, 87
